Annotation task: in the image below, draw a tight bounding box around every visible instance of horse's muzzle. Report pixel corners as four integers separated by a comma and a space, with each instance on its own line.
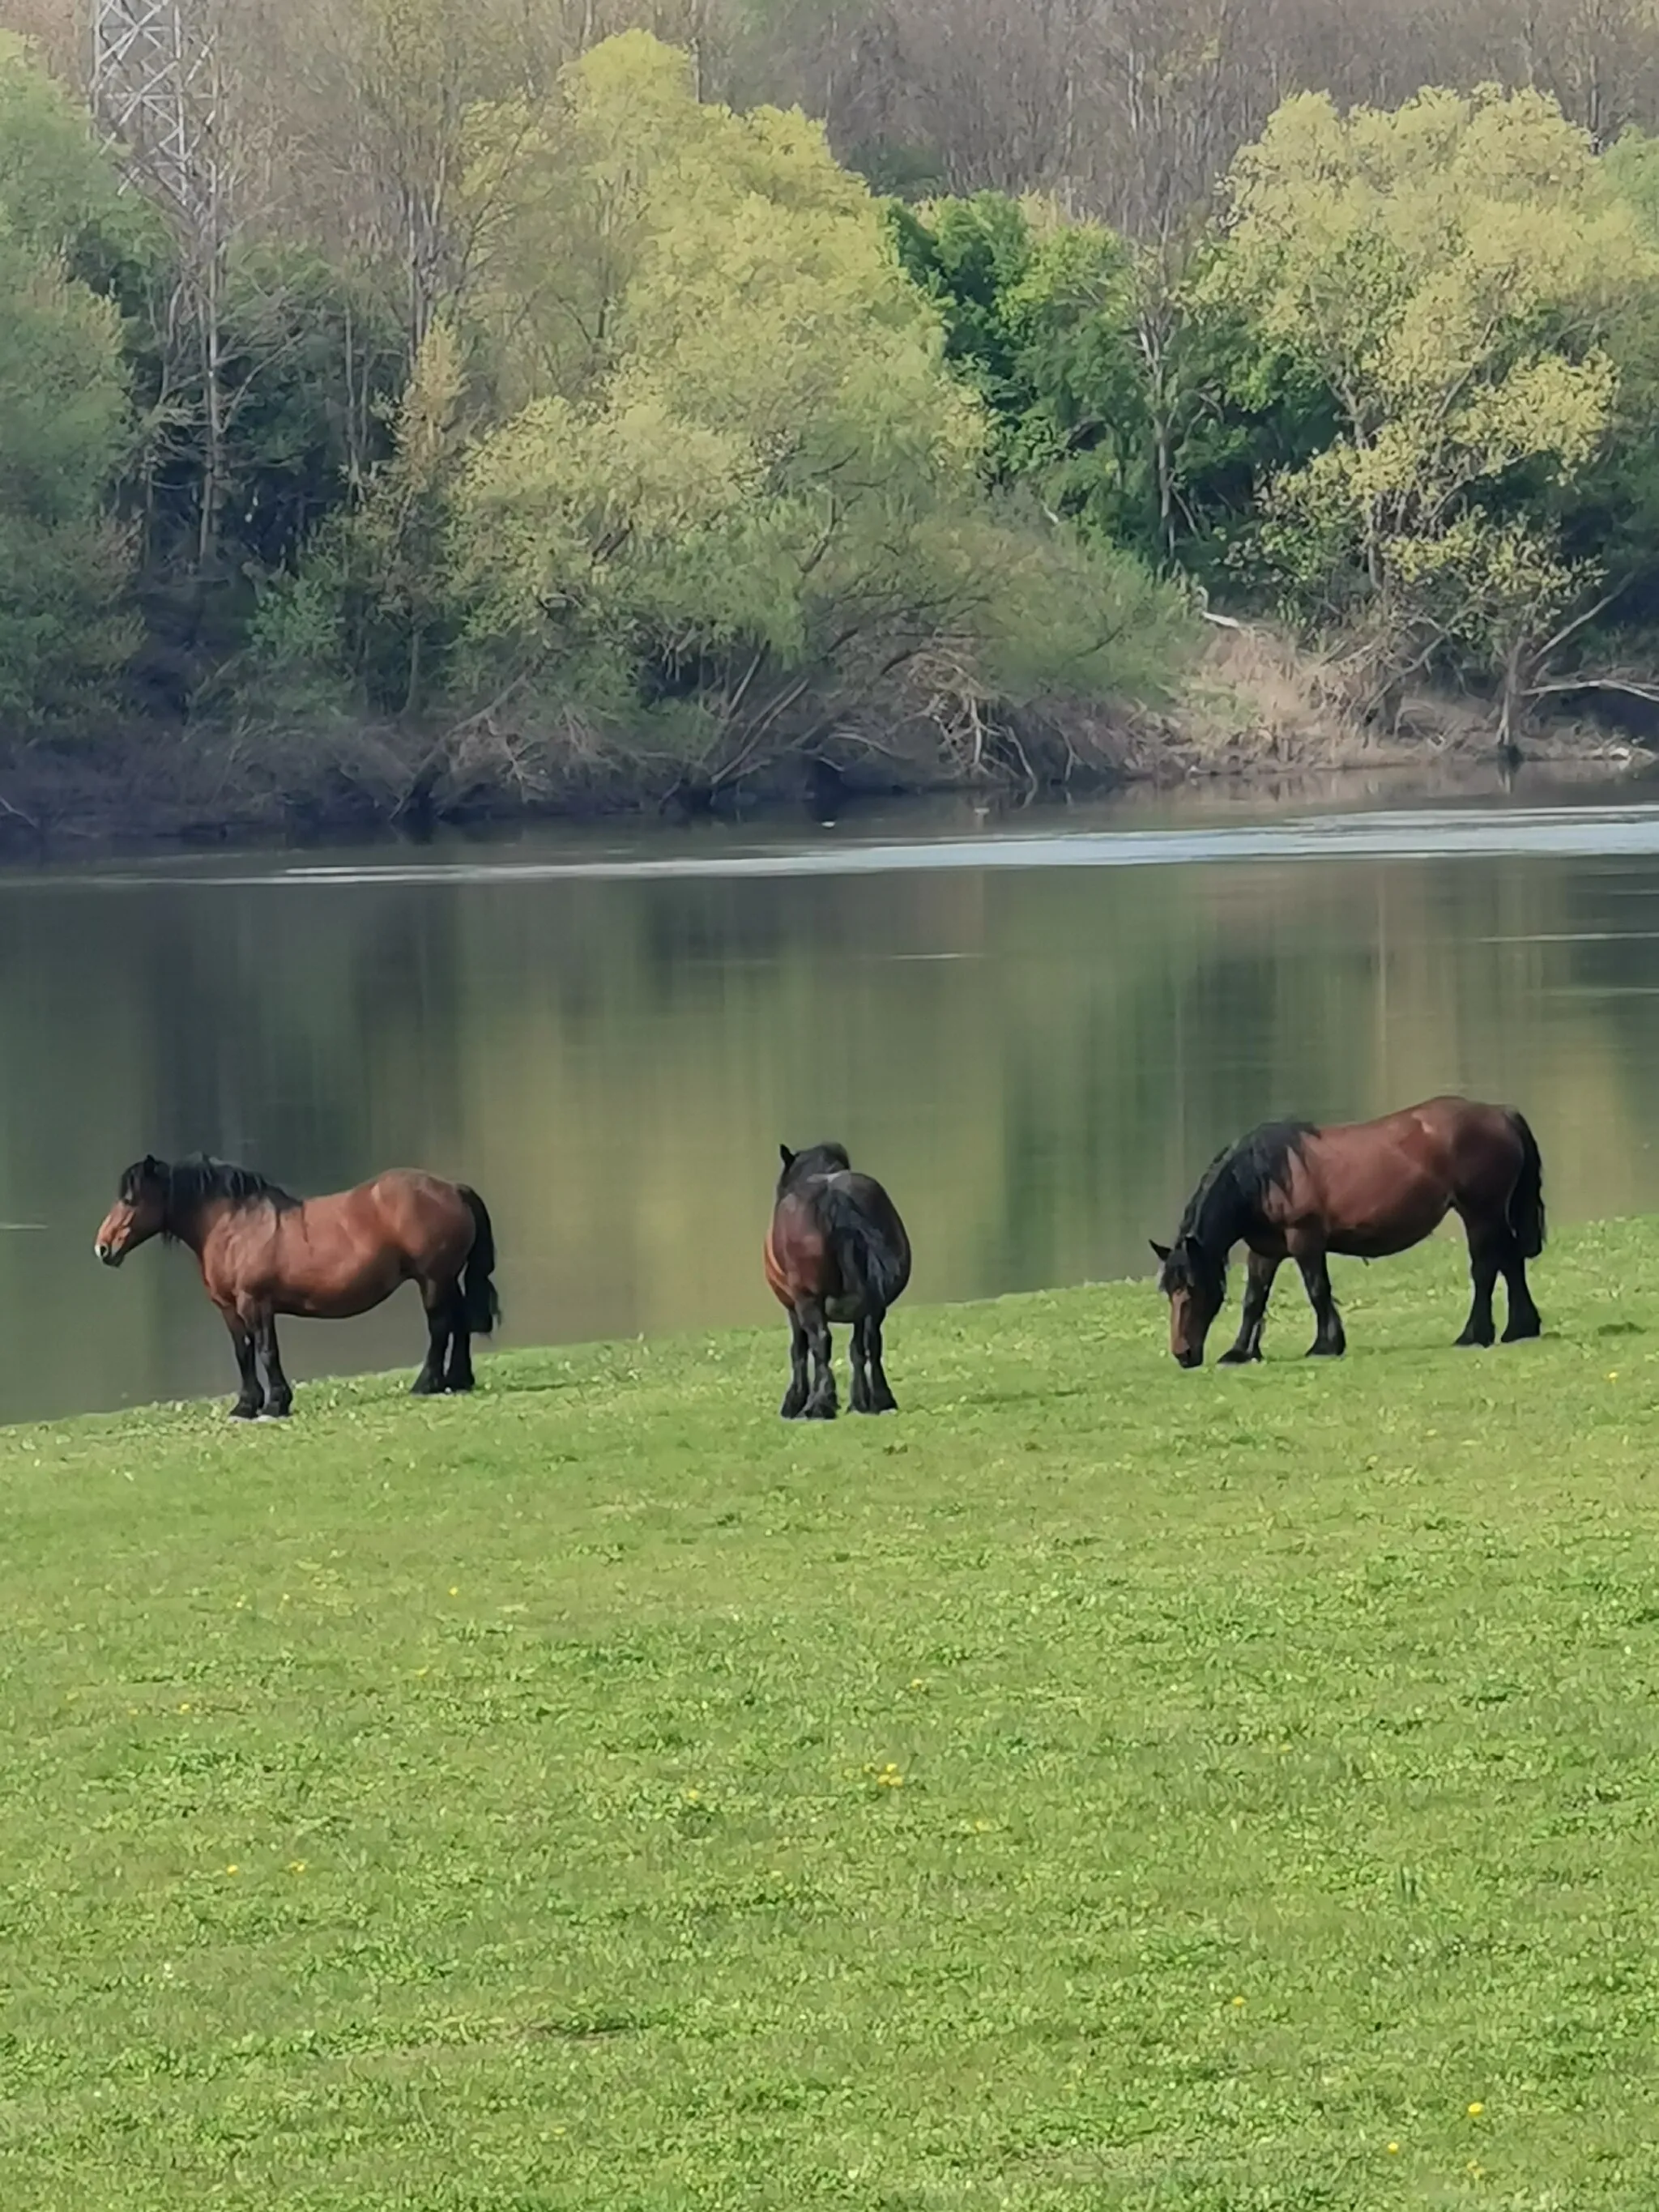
1175, 1347, 1203, 1369
95, 1240, 123, 1267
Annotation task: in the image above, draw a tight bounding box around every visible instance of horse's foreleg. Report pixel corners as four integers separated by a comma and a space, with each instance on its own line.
779, 1310, 810, 1418
258, 1313, 293, 1418
864, 1309, 898, 1413
1220, 1251, 1279, 1364
1294, 1249, 1346, 1357
224, 1311, 263, 1420
412, 1281, 452, 1396
800, 1298, 837, 1420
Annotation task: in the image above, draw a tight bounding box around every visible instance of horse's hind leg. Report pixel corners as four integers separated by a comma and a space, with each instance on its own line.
1454, 1221, 1502, 1349
1495, 1146, 1542, 1343
1220, 1252, 1279, 1365
849, 1316, 872, 1413
443, 1284, 476, 1392
1501, 1246, 1542, 1342
779, 1311, 810, 1418
864, 1310, 898, 1413
412, 1281, 452, 1396
800, 1298, 838, 1420
1294, 1249, 1346, 1357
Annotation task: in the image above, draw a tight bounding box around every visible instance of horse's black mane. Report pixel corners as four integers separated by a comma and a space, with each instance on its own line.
1169, 1119, 1315, 1286
123, 1153, 299, 1229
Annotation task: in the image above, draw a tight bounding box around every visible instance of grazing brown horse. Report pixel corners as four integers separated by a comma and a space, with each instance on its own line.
765, 1142, 911, 1418
95, 1155, 499, 1418
1152, 1096, 1544, 1367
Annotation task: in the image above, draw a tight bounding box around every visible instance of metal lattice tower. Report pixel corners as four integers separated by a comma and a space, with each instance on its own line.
90, 0, 218, 243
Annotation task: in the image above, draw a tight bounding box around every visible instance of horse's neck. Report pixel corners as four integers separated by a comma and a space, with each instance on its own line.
166, 1196, 232, 1255
1196, 1176, 1254, 1264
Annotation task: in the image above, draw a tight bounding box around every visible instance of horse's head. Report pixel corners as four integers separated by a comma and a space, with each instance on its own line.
96, 1156, 168, 1266
778, 1140, 851, 1193
1151, 1235, 1225, 1367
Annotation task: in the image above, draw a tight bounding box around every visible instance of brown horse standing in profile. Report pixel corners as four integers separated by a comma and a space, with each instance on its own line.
1152, 1096, 1544, 1367
95, 1155, 499, 1418
765, 1142, 911, 1418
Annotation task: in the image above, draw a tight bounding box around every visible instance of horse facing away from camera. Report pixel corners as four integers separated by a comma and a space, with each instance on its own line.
1151, 1095, 1544, 1368
765, 1142, 912, 1418
95, 1155, 498, 1418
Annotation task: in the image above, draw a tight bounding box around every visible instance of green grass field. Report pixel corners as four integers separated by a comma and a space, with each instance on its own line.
5, 1223, 1659, 2210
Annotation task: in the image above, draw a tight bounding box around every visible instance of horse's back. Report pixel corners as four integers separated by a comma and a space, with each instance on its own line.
765, 1170, 911, 1314
1298, 1097, 1525, 1252
285, 1170, 472, 1273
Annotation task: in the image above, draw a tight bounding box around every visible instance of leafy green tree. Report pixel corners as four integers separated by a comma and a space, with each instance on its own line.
890, 190, 1337, 585
434, 37, 1188, 782
0, 211, 136, 733
0, 36, 139, 735
1209, 85, 1659, 731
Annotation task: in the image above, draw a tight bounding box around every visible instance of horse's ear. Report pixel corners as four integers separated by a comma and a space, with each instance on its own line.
779, 1144, 795, 1169
143, 1153, 163, 1175
1149, 1239, 1171, 1263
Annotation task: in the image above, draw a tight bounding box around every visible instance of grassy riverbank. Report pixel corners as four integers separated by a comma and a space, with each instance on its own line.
6, 1221, 1659, 2209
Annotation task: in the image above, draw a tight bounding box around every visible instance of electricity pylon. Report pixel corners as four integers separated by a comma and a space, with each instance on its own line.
90, 0, 220, 241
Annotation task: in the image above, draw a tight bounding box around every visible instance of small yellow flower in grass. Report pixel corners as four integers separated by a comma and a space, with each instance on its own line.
684, 1788, 701, 1804
909, 1677, 926, 1690
449, 1585, 458, 1596
288, 1860, 306, 1874
224, 1864, 240, 1876
1467, 2161, 1483, 2177
1467, 2102, 1484, 2117
1231, 1995, 1246, 2008
1386, 2142, 1399, 2155
177, 1701, 191, 1712
876, 1762, 904, 1788
1607, 1371, 1619, 1382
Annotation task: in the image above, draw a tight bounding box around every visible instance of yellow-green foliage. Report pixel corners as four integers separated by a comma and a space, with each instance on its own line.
441, 34, 1179, 742
1212, 85, 1659, 665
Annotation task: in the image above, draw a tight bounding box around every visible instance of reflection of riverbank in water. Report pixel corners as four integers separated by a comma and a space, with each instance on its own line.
1, 705, 1650, 876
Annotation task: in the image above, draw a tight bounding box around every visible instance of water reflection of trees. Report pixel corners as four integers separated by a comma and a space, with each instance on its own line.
5, 842, 1659, 1420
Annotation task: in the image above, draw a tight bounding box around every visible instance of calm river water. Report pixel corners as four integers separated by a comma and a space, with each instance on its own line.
7, 765, 1659, 1425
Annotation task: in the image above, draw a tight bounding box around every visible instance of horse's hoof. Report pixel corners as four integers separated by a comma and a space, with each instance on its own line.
1501, 1319, 1542, 1343
228, 1404, 261, 1421
1454, 1331, 1495, 1349
803, 1401, 838, 1421
1306, 1343, 1346, 1359
410, 1375, 442, 1396
446, 1376, 476, 1394
1218, 1348, 1260, 1366
258, 1404, 292, 1422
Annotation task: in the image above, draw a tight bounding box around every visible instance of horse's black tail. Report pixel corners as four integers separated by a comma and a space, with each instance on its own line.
458, 1185, 501, 1335
1506, 1111, 1546, 1259
819, 1176, 910, 1312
